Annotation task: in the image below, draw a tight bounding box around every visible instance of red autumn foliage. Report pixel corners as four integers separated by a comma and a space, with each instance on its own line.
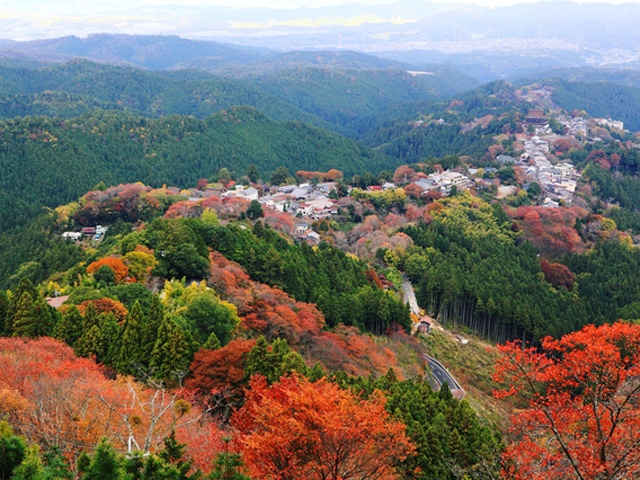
404, 183, 424, 199
304, 325, 403, 378
75, 184, 162, 224
164, 200, 202, 219
186, 339, 256, 397
263, 209, 294, 234
78, 297, 128, 323
365, 270, 384, 289
494, 322, 640, 480
392, 165, 415, 184
208, 252, 324, 345
86, 257, 130, 283
0, 337, 217, 457
513, 206, 587, 256
427, 202, 445, 215
540, 260, 575, 290
295, 169, 343, 182
233, 374, 414, 480
425, 190, 444, 202
197, 178, 208, 191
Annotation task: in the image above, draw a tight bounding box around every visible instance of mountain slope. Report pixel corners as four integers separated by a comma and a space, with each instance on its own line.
0, 107, 392, 231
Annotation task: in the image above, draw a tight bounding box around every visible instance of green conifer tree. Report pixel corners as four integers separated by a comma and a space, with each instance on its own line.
83, 439, 122, 480
202, 332, 221, 350
150, 317, 192, 381
53, 304, 84, 348
11, 292, 36, 338
100, 312, 121, 366
41, 446, 73, 480
0, 421, 26, 480
0, 291, 10, 337
81, 303, 100, 331
207, 438, 252, 480
10, 445, 44, 480
76, 324, 105, 360
116, 301, 146, 375
141, 295, 164, 360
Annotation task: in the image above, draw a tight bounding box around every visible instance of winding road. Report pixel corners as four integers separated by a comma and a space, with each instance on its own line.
425, 355, 466, 399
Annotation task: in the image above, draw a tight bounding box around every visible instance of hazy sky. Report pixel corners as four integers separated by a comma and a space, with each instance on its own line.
5, 0, 637, 12
1, 0, 635, 41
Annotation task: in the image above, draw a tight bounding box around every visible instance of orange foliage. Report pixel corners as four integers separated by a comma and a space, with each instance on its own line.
209, 252, 324, 345
86, 257, 129, 283
78, 298, 128, 323
233, 374, 414, 480
295, 169, 343, 182
0, 337, 215, 457
513, 206, 587, 255
186, 339, 256, 398
495, 322, 640, 480
164, 200, 202, 219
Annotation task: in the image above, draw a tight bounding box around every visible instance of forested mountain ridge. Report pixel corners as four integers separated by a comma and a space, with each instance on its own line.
0, 59, 333, 128
0, 108, 391, 232
0, 34, 270, 70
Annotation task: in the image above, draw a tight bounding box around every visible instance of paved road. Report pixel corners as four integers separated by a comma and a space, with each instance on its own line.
425, 355, 465, 399
402, 278, 421, 317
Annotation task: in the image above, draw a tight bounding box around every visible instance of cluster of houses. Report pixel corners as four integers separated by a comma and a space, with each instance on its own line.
62, 225, 108, 242
557, 115, 588, 137
409, 170, 470, 196
515, 135, 579, 206
596, 117, 624, 131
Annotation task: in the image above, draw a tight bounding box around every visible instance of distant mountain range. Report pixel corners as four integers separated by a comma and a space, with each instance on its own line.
4, 1, 640, 77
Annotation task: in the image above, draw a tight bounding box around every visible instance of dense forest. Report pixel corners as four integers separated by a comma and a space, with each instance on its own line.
0, 108, 390, 231
6, 34, 640, 480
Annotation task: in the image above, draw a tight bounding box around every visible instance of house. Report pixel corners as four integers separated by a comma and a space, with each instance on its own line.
417, 318, 432, 335
294, 224, 310, 236
290, 186, 312, 200
237, 187, 259, 201
497, 154, 516, 164
62, 232, 82, 241
81, 227, 96, 236
315, 182, 336, 194
296, 203, 313, 217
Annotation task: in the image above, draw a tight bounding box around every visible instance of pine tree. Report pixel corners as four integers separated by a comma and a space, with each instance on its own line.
100, 312, 121, 366
53, 304, 83, 348
76, 324, 105, 361
116, 301, 146, 375
141, 295, 164, 360
150, 317, 192, 381
207, 438, 252, 480
11, 292, 36, 338
10, 445, 44, 480
0, 291, 10, 337
0, 421, 26, 480
202, 332, 221, 350
41, 446, 73, 480
82, 303, 100, 331
83, 439, 122, 480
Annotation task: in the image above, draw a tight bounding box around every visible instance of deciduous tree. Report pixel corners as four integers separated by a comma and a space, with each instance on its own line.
233, 374, 413, 480
494, 322, 640, 480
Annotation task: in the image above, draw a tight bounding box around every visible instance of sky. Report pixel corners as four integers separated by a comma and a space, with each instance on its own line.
0, 0, 636, 41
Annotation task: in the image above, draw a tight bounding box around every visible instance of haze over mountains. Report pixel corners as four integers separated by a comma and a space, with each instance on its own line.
4, 0, 640, 78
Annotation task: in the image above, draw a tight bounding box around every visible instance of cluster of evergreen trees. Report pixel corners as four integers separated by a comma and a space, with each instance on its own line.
0, 425, 250, 480
1, 278, 197, 381
206, 221, 411, 333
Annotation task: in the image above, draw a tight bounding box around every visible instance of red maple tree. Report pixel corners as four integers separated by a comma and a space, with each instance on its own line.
494, 322, 640, 480
233, 374, 414, 480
